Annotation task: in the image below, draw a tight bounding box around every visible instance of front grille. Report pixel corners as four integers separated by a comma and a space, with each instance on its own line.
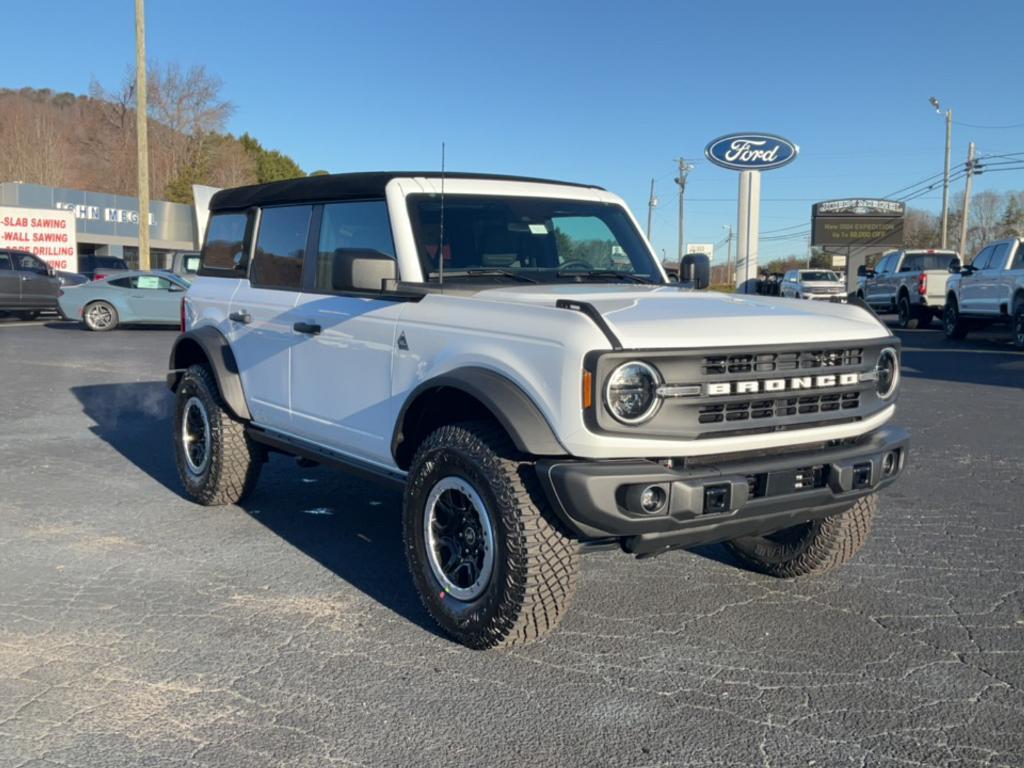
702, 348, 864, 377
589, 340, 893, 440
697, 392, 861, 424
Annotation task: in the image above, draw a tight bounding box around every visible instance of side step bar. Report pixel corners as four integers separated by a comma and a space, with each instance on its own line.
246, 427, 407, 489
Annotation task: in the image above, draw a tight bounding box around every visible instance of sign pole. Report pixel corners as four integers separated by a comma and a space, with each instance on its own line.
736, 170, 760, 293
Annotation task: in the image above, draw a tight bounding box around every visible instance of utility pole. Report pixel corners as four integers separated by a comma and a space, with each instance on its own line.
134, 0, 151, 271
958, 142, 976, 257
674, 158, 693, 263
940, 108, 952, 249
646, 178, 657, 242
722, 224, 733, 284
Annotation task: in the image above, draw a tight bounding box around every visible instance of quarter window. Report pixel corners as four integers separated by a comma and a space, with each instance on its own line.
315, 201, 395, 291
0, 255, 11, 271
202, 213, 249, 271
250, 205, 312, 290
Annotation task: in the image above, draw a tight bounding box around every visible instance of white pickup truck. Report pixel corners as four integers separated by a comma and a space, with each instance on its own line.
860, 249, 959, 328
944, 238, 1024, 347
167, 172, 908, 648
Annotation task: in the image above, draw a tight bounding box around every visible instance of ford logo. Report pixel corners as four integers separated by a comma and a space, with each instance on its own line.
704, 133, 799, 171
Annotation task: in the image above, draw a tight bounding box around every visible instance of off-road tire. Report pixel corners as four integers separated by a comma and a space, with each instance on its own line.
173, 364, 262, 505
403, 420, 579, 649
724, 494, 877, 578
83, 300, 119, 332
1014, 302, 1024, 350
943, 298, 969, 340
897, 296, 919, 329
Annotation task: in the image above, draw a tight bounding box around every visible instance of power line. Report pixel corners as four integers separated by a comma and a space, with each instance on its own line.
954, 120, 1024, 130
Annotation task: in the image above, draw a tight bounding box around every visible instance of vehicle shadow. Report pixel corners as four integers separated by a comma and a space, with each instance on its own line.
70, 381, 438, 637
893, 327, 1024, 390
44, 321, 177, 332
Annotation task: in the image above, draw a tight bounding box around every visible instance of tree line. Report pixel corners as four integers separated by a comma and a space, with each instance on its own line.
0, 65, 317, 205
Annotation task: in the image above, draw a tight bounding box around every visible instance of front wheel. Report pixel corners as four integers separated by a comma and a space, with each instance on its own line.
944, 299, 969, 340
173, 364, 262, 505
403, 421, 579, 649
1014, 303, 1024, 350
725, 494, 876, 578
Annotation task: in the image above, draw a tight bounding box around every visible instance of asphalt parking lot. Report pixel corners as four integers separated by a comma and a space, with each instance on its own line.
1, 317, 1022, 768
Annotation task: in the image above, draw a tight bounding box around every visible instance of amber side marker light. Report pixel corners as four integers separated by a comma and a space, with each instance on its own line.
582, 370, 593, 409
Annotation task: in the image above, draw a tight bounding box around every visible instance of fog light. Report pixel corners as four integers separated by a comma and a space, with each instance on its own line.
640, 485, 667, 514
882, 450, 898, 476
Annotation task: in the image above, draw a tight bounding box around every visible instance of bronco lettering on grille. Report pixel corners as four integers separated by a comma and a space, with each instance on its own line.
706, 373, 860, 396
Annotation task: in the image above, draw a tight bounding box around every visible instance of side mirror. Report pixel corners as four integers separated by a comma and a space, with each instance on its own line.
332, 249, 397, 292
168, 283, 185, 292
948, 258, 961, 274
679, 253, 711, 290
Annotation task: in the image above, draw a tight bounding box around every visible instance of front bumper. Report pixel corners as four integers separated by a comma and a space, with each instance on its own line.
536, 425, 908, 556
804, 292, 848, 301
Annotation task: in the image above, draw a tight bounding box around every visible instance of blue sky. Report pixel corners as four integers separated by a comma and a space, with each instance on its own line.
5, 0, 1023, 263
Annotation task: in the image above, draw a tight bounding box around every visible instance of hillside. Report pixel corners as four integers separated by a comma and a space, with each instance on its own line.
0, 75, 308, 205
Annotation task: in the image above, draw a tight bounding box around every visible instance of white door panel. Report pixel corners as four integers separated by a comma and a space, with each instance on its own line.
228, 283, 298, 429
288, 293, 402, 464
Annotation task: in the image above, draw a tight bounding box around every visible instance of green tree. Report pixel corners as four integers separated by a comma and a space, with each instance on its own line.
1000, 193, 1024, 237
239, 133, 304, 183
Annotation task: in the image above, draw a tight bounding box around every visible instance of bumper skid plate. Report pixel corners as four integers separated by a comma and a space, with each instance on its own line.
536, 425, 908, 556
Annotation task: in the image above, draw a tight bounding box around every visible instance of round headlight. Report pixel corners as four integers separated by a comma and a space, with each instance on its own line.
605, 361, 661, 424
875, 347, 899, 399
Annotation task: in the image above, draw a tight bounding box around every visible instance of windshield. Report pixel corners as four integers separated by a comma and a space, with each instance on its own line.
800, 271, 839, 282
407, 195, 662, 283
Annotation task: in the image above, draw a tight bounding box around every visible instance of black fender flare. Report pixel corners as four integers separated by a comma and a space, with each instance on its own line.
166, 326, 251, 421
392, 367, 566, 464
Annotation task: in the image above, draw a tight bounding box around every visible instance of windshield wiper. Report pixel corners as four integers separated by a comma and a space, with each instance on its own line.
435, 269, 539, 284
556, 269, 653, 284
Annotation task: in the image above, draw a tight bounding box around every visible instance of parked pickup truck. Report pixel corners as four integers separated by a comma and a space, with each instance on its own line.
860, 249, 959, 329
167, 171, 908, 649
944, 238, 1024, 348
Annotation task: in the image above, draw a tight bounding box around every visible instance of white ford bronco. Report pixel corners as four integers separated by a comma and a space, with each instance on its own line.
168, 172, 908, 649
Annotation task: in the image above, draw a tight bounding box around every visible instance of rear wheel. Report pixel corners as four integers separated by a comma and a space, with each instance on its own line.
403, 421, 579, 649
173, 364, 262, 505
897, 296, 919, 329
943, 298, 969, 340
83, 301, 118, 331
725, 494, 877, 578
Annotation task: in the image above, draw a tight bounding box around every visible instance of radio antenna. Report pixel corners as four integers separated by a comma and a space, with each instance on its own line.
438, 141, 446, 286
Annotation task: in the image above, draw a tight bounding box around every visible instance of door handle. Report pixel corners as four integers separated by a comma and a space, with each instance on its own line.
293, 321, 321, 335
229, 310, 252, 324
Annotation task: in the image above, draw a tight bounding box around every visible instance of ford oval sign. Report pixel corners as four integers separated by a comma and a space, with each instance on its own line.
704, 133, 799, 171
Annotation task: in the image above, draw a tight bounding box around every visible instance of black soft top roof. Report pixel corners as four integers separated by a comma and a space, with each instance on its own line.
209, 172, 602, 211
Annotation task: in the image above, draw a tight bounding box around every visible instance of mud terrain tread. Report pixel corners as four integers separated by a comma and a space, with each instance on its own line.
404, 421, 579, 649
727, 494, 876, 578
174, 364, 261, 506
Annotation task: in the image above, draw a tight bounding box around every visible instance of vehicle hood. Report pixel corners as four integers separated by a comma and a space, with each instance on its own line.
474, 284, 889, 348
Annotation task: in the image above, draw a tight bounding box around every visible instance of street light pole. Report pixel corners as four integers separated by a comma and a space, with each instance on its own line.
722, 224, 733, 284
930, 97, 953, 250
646, 177, 657, 242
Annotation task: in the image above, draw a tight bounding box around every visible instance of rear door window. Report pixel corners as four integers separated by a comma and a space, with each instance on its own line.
250, 205, 312, 290
202, 213, 249, 272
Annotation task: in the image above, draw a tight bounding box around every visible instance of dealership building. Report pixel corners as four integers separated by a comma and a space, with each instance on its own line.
0, 181, 203, 271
